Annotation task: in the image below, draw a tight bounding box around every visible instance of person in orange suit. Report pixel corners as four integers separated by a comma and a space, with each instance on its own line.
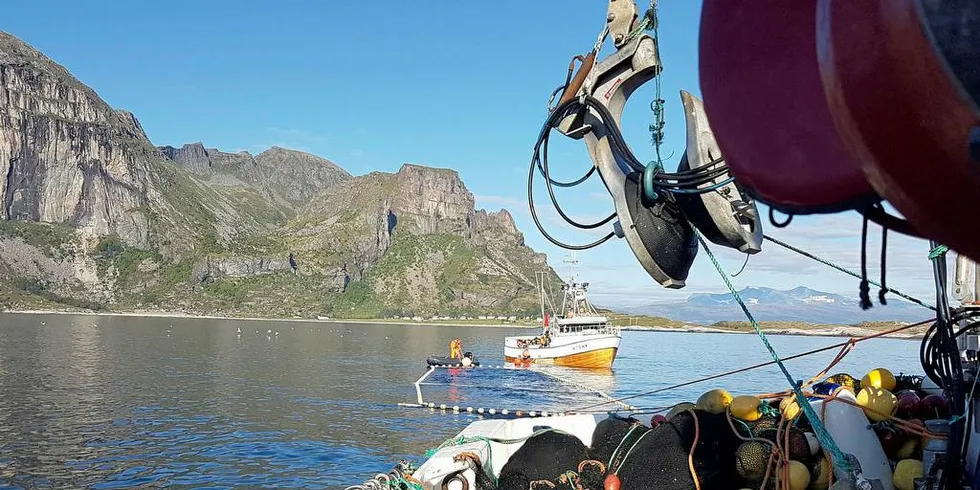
449, 339, 463, 359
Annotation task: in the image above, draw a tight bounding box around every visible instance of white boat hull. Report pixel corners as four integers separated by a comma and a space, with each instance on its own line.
504, 332, 621, 368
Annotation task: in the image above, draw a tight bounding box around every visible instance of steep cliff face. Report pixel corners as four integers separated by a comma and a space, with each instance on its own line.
0, 32, 162, 249
276, 163, 554, 316
0, 31, 555, 318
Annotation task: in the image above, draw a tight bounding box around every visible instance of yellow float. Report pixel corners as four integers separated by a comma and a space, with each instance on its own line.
856, 386, 898, 422
862, 368, 897, 391
787, 460, 810, 490
893, 459, 923, 490
696, 389, 733, 415
730, 395, 763, 422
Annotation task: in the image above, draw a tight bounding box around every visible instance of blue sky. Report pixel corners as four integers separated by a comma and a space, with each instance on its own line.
5, 1, 941, 310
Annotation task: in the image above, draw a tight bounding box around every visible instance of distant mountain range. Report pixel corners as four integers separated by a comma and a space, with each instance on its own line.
621, 286, 931, 325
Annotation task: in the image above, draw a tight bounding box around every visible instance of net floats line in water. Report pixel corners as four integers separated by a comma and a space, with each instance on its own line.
410, 363, 634, 417
397, 401, 569, 419
427, 364, 511, 369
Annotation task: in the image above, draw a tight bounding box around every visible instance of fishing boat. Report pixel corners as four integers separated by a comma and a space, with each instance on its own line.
346, 1, 978, 489
503, 256, 621, 369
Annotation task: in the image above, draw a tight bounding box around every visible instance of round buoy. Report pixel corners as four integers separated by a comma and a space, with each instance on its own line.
461, 357, 473, 367
825, 373, 860, 391
650, 414, 666, 428
696, 389, 733, 414
603, 474, 621, 490
817, 0, 980, 263
699, 1, 876, 214
780, 396, 801, 420
862, 368, 897, 391
811, 458, 831, 490
856, 386, 898, 422
788, 460, 811, 490
895, 437, 918, 460
893, 459, 923, 490
730, 395, 763, 422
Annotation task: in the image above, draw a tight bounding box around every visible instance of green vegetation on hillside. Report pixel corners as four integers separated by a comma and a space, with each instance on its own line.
0, 220, 78, 259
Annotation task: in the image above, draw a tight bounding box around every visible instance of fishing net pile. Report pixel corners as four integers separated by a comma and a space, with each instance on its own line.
387, 367, 947, 490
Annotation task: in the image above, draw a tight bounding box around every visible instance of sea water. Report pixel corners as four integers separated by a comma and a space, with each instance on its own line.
0, 313, 921, 489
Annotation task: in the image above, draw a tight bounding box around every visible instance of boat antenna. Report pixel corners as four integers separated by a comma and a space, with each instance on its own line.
564, 252, 579, 284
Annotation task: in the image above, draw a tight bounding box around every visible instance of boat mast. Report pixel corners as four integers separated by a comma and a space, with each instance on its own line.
535, 271, 547, 323
563, 252, 579, 316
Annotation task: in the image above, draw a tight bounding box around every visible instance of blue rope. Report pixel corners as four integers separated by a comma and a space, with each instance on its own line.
696, 233, 856, 474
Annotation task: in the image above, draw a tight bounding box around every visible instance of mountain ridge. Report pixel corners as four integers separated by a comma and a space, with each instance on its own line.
0, 30, 557, 318
622, 286, 929, 324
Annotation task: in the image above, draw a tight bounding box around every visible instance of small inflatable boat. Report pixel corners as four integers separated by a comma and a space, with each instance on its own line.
426, 352, 479, 367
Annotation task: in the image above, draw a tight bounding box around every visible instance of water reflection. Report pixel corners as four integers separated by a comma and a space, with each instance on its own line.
0, 314, 922, 488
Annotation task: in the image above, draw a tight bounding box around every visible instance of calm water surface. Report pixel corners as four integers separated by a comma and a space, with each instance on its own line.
0, 313, 921, 489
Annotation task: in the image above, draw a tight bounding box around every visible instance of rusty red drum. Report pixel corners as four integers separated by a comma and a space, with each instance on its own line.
817, 0, 980, 260
699, 1, 878, 215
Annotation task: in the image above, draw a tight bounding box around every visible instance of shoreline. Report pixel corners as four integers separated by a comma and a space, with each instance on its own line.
0, 309, 539, 329
621, 324, 922, 339
0, 309, 921, 338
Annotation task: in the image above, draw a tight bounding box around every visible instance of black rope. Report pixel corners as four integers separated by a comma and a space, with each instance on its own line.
769, 208, 793, 228
860, 203, 924, 239
527, 100, 616, 250
859, 217, 874, 310
731, 253, 750, 277
526, 96, 730, 250
879, 227, 888, 305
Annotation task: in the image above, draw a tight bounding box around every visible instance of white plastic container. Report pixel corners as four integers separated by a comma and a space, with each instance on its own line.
809, 391, 895, 490
413, 414, 603, 490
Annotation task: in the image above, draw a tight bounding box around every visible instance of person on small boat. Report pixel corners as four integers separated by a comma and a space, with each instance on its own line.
449, 339, 463, 359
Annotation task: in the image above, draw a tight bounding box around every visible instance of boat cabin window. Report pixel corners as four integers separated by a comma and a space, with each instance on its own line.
558, 324, 609, 334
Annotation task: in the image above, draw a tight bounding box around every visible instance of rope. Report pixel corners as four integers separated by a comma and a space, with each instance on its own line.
696, 233, 855, 474
607, 424, 653, 475
929, 244, 949, 260
569, 319, 929, 413
763, 234, 935, 311
534, 368, 637, 410
344, 462, 424, 490
687, 409, 702, 490
646, 1, 666, 169
860, 217, 874, 310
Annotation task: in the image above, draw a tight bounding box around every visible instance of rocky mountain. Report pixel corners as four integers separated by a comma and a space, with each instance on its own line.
0, 31, 556, 317
624, 286, 930, 324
